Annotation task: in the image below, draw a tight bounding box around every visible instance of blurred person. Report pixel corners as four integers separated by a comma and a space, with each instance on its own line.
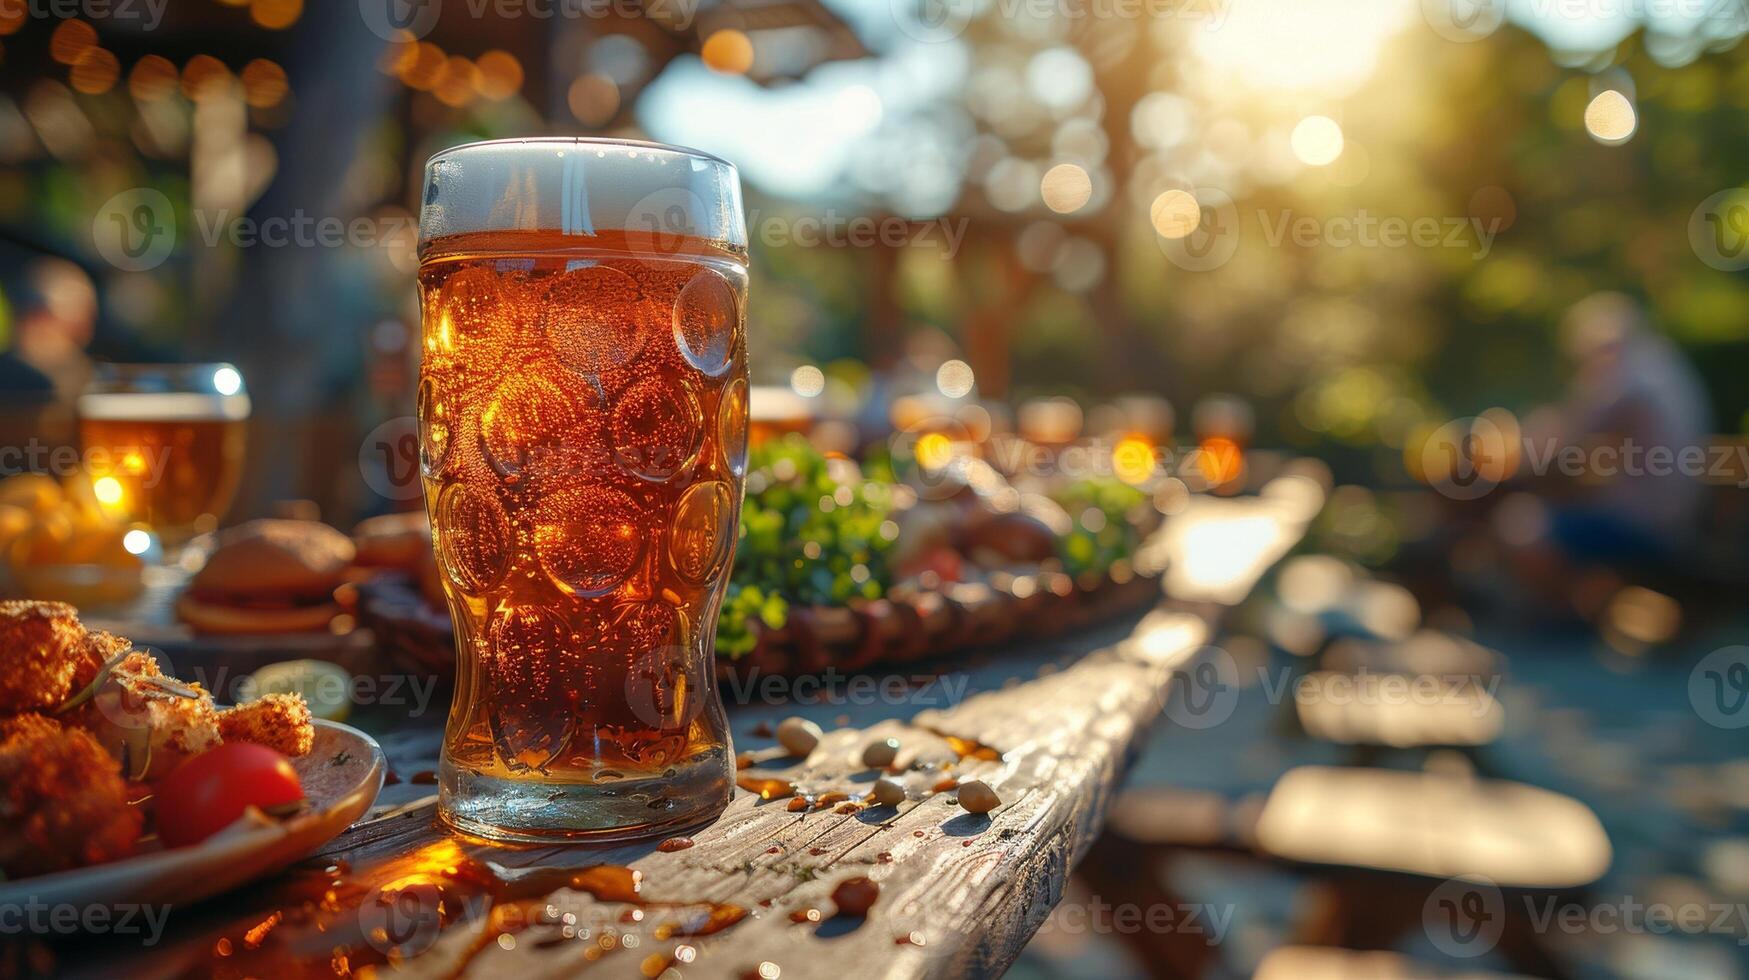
1474, 293, 1714, 621
0, 259, 99, 455
1540, 291, 1710, 563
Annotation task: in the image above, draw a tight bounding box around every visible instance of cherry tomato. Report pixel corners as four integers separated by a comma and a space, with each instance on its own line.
155, 743, 305, 848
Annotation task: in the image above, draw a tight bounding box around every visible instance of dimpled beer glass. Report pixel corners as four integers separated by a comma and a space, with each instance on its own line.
417, 139, 747, 841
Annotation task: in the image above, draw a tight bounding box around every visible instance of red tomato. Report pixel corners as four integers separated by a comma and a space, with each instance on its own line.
155, 743, 305, 848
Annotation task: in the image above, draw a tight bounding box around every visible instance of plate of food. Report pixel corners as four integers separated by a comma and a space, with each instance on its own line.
358, 433, 1168, 682
0, 601, 385, 910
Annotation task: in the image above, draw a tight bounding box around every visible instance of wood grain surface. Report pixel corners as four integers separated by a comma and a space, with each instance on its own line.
62, 487, 1316, 980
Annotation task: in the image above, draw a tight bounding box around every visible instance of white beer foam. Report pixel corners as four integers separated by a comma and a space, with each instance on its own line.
418, 138, 746, 253
77, 392, 252, 422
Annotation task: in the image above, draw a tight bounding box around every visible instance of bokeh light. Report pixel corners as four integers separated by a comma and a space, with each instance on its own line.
1290, 116, 1345, 166
701, 30, 754, 76
790, 365, 825, 397
1149, 189, 1201, 240
936, 360, 974, 399
1584, 89, 1637, 143
1040, 163, 1092, 214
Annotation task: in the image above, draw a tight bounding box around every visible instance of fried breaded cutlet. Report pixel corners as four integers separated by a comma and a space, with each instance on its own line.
217, 693, 315, 757
0, 713, 141, 878
69, 629, 132, 693
0, 600, 87, 714
68, 651, 221, 780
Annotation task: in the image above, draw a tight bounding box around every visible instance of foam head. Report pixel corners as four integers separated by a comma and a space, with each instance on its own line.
418, 138, 746, 257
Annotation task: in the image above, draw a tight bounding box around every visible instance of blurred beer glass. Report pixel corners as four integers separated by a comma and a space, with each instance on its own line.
77, 363, 250, 547
417, 138, 747, 841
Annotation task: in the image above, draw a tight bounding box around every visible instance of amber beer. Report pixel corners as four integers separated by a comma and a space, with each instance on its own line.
77, 366, 250, 544
417, 139, 746, 842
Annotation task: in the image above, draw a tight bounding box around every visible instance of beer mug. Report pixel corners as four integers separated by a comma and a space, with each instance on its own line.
77, 363, 250, 547
417, 138, 747, 841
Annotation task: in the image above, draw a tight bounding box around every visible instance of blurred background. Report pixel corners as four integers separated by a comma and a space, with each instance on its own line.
2, 0, 1749, 977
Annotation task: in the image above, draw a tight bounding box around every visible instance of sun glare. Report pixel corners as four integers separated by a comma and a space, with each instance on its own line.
1190, 0, 1415, 96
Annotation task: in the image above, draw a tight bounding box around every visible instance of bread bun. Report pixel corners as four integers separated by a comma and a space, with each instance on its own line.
174, 593, 343, 635
191, 519, 355, 599
351, 511, 431, 570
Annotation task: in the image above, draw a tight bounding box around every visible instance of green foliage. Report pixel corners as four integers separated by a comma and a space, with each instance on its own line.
714, 434, 899, 658
1049, 477, 1149, 578
715, 583, 788, 659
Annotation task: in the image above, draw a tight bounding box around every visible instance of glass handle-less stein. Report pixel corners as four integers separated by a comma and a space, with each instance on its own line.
417, 138, 748, 842
76, 362, 251, 550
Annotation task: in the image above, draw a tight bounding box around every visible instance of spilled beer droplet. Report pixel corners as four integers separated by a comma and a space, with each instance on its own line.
736, 774, 796, 800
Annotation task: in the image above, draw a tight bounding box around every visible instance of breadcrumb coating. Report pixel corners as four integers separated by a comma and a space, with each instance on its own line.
69, 629, 132, 693
0, 713, 141, 877
68, 652, 221, 780
217, 694, 315, 757
0, 600, 86, 714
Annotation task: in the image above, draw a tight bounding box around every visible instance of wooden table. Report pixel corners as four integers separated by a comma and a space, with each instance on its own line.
68, 482, 1318, 980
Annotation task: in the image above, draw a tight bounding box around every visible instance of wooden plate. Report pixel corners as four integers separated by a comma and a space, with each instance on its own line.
0, 719, 385, 910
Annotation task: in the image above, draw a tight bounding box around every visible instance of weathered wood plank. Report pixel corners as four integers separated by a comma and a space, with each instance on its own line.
80, 488, 1314, 980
